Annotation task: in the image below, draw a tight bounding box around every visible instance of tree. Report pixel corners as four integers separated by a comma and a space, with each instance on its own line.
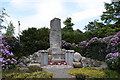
20, 27, 50, 56
84, 20, 104, 31
62, 30, 87, 43
5, 21, 15, 36
101, 1, 120, 28
84, 1, 120, 39
63, 17, 74, 31
84, 27, 120, 39
62, 17, 87, 43
0, 8, 14, 35
0, 8, 7, 35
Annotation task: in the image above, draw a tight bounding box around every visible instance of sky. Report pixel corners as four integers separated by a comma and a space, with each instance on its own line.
0, 0, 111, 35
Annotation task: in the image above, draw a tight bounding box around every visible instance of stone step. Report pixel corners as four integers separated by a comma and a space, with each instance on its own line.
42, 65, 73, 69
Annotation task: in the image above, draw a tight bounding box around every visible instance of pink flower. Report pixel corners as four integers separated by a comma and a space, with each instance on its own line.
10, 52, 13, 56
0, 58, 3, 62
11, 61, 14, 63
0, 44, 4, 46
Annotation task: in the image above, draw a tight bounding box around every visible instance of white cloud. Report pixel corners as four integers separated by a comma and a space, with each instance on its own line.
9, 0, 65, 35
8, 0, 111, 34
35, 0, 64, 21
71, 8, 105, 23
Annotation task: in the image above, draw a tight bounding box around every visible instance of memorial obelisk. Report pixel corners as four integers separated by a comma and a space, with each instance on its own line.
50, 18, 61, 54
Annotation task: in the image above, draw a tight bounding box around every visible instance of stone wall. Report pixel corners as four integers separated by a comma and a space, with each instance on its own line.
17, 49, 107, 70
17, 50, 48, 68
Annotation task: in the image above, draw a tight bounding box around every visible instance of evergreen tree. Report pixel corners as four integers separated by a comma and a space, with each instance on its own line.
101, 1, 120, 28
20, 27, 50, 56
84, 1, 120, 39
84, 20, 104, 31
0, 8, 14, 35
62, 17, 87, 43
0, 8, 8, 35
63, 17, 74, 31
5, 21, 15, 36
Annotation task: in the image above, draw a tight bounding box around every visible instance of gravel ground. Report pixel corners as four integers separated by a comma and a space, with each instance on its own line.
42, 65, 75, 79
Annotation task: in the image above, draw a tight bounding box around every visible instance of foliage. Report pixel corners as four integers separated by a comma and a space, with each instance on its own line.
101, 1, 120, 27
75, 73, 88, 79
20, 27, 50, 56
84, 2, 120, 39
103, 70, 120, 78
62, 30, 87, 43
3, 71, 53, 79
3, 66, 42, 74
0, 8, 8, 32
84, 27, 120, 39
84, 39, 108, 60
5, 21, 15, 36
62, 31, 120, 61
69, 68, 120, 78
0, 8, 14, 35
2, 35, 22, 59
3, 66, 21, 74
107, 31, 120, 53
62, 37, 108, 61
0, 36, 17, 69
105, 31, 120, 71
69, 68, 105, 78
84, 20, 104, 31
62, 17, 74, 31
106, 52, 120, 71
62, 17, 86, 43
27, 66, 42, 73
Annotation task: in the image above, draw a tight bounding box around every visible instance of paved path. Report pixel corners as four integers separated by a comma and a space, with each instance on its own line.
42, 65, 75, 79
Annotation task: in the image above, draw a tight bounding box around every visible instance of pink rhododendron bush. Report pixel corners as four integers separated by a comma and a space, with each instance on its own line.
0, 36, 17, 69
62, 31, 120, 70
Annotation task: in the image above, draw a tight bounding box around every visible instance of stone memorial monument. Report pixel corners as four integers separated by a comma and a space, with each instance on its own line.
49, 18, 64, 62
50, 18, 61, 54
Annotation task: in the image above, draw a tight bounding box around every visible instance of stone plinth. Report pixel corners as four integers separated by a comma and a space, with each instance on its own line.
65, 50, 74, 66
40, 50, 48, 66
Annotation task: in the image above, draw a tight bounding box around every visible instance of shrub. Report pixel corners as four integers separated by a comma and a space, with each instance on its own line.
20, 27, 50, 56
75, 73, 89, 79
84, 39, 108, 61
3, 67, 21, 74
62, 30, 87, 43
69, 68, 105, 78
0, 36, 17, 69
2, 36, 22, 59
103, 70, 120, 78
69, 68, 120, 78
27, 66, 42, 72
62, 31, 120, 62
3, 71, 53, 79
106, 52, 120, 71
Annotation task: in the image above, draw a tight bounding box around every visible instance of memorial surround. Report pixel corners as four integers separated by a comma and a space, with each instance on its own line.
17, 18, 106, 69
41, 18, 75, 66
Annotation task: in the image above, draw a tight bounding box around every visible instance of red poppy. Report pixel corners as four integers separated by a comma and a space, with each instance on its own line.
49, 62, 54, 65
57, 62, 62, 65
63, 62, 67, 65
